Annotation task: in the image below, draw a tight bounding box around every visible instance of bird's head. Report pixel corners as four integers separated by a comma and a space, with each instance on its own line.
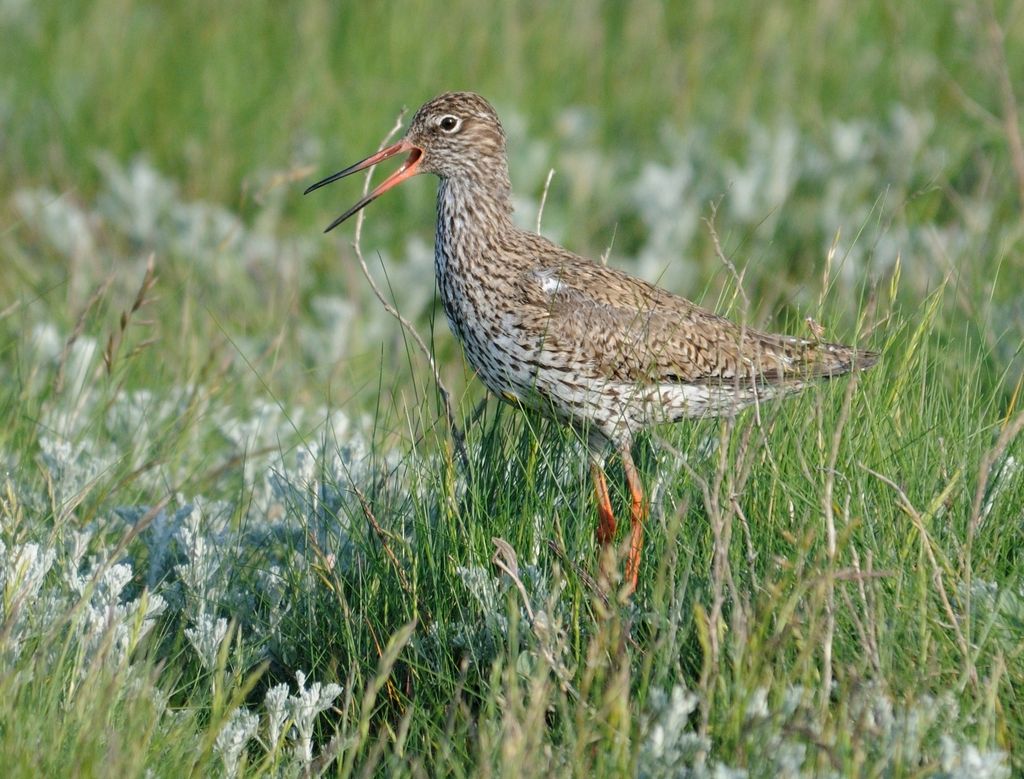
305, 91, 509, 232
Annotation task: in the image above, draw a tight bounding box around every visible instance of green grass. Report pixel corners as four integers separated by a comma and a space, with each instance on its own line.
2, 0, 1023, 776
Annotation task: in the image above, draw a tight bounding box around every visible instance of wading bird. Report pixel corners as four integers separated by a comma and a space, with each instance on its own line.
306, 92, 876, 593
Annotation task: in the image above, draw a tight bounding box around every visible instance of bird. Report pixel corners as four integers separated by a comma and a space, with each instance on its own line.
305, 91, 877, 594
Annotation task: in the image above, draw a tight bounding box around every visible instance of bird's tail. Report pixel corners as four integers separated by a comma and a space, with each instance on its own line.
802, 341, 879, 380
743, 334, 879, 387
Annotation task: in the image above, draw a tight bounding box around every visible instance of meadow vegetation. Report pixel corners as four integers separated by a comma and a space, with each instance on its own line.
1, 1, 1022, 775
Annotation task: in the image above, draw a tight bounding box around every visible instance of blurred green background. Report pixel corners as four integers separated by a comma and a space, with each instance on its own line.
3, 1, 1009, 205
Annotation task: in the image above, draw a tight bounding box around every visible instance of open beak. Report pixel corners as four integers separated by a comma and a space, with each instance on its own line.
304, 139, 424, 233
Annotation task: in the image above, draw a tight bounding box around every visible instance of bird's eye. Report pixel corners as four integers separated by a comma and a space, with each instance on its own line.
438, 115, 461, 133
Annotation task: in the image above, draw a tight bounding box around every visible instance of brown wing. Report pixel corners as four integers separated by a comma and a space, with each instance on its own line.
516, 249, 876, 388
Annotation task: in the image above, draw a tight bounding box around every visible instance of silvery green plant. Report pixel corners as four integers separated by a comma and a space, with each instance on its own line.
68, 557, 166, 673
185, 612, 230, 672
263, 682, 291, 755
37, 434, 106, 517
175, 500, 231, 617
287, 671, 343, 766
214, 706, 260, 776
450, 565, 510, 661
638, 686, 712, 779
636, 682, 1010, 778
93, 153, 317, 276
0, 540, 57, 656
115, 503, 190, 591
939, 736, 1011, 779
11, 189, 96, 264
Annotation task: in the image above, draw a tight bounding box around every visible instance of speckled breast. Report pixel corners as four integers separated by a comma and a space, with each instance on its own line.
435, 254, 541, 407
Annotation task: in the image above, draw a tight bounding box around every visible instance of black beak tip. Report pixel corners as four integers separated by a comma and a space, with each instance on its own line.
304, 179, 330, 196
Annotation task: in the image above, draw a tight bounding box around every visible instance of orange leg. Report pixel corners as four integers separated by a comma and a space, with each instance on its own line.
591, 462, 616, 545
620, 448, 647, 594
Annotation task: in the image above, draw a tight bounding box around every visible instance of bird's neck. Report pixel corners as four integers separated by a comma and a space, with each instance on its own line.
435, 175, 515, 253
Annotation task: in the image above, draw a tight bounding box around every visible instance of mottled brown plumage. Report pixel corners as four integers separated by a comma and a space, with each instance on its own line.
306, 91, 878, 592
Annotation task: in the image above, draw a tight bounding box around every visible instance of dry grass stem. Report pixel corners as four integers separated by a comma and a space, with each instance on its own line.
536, 168, 555, 234
103, 253, 158, 375
350, 111, 469, 469
705, 199, 750, 314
